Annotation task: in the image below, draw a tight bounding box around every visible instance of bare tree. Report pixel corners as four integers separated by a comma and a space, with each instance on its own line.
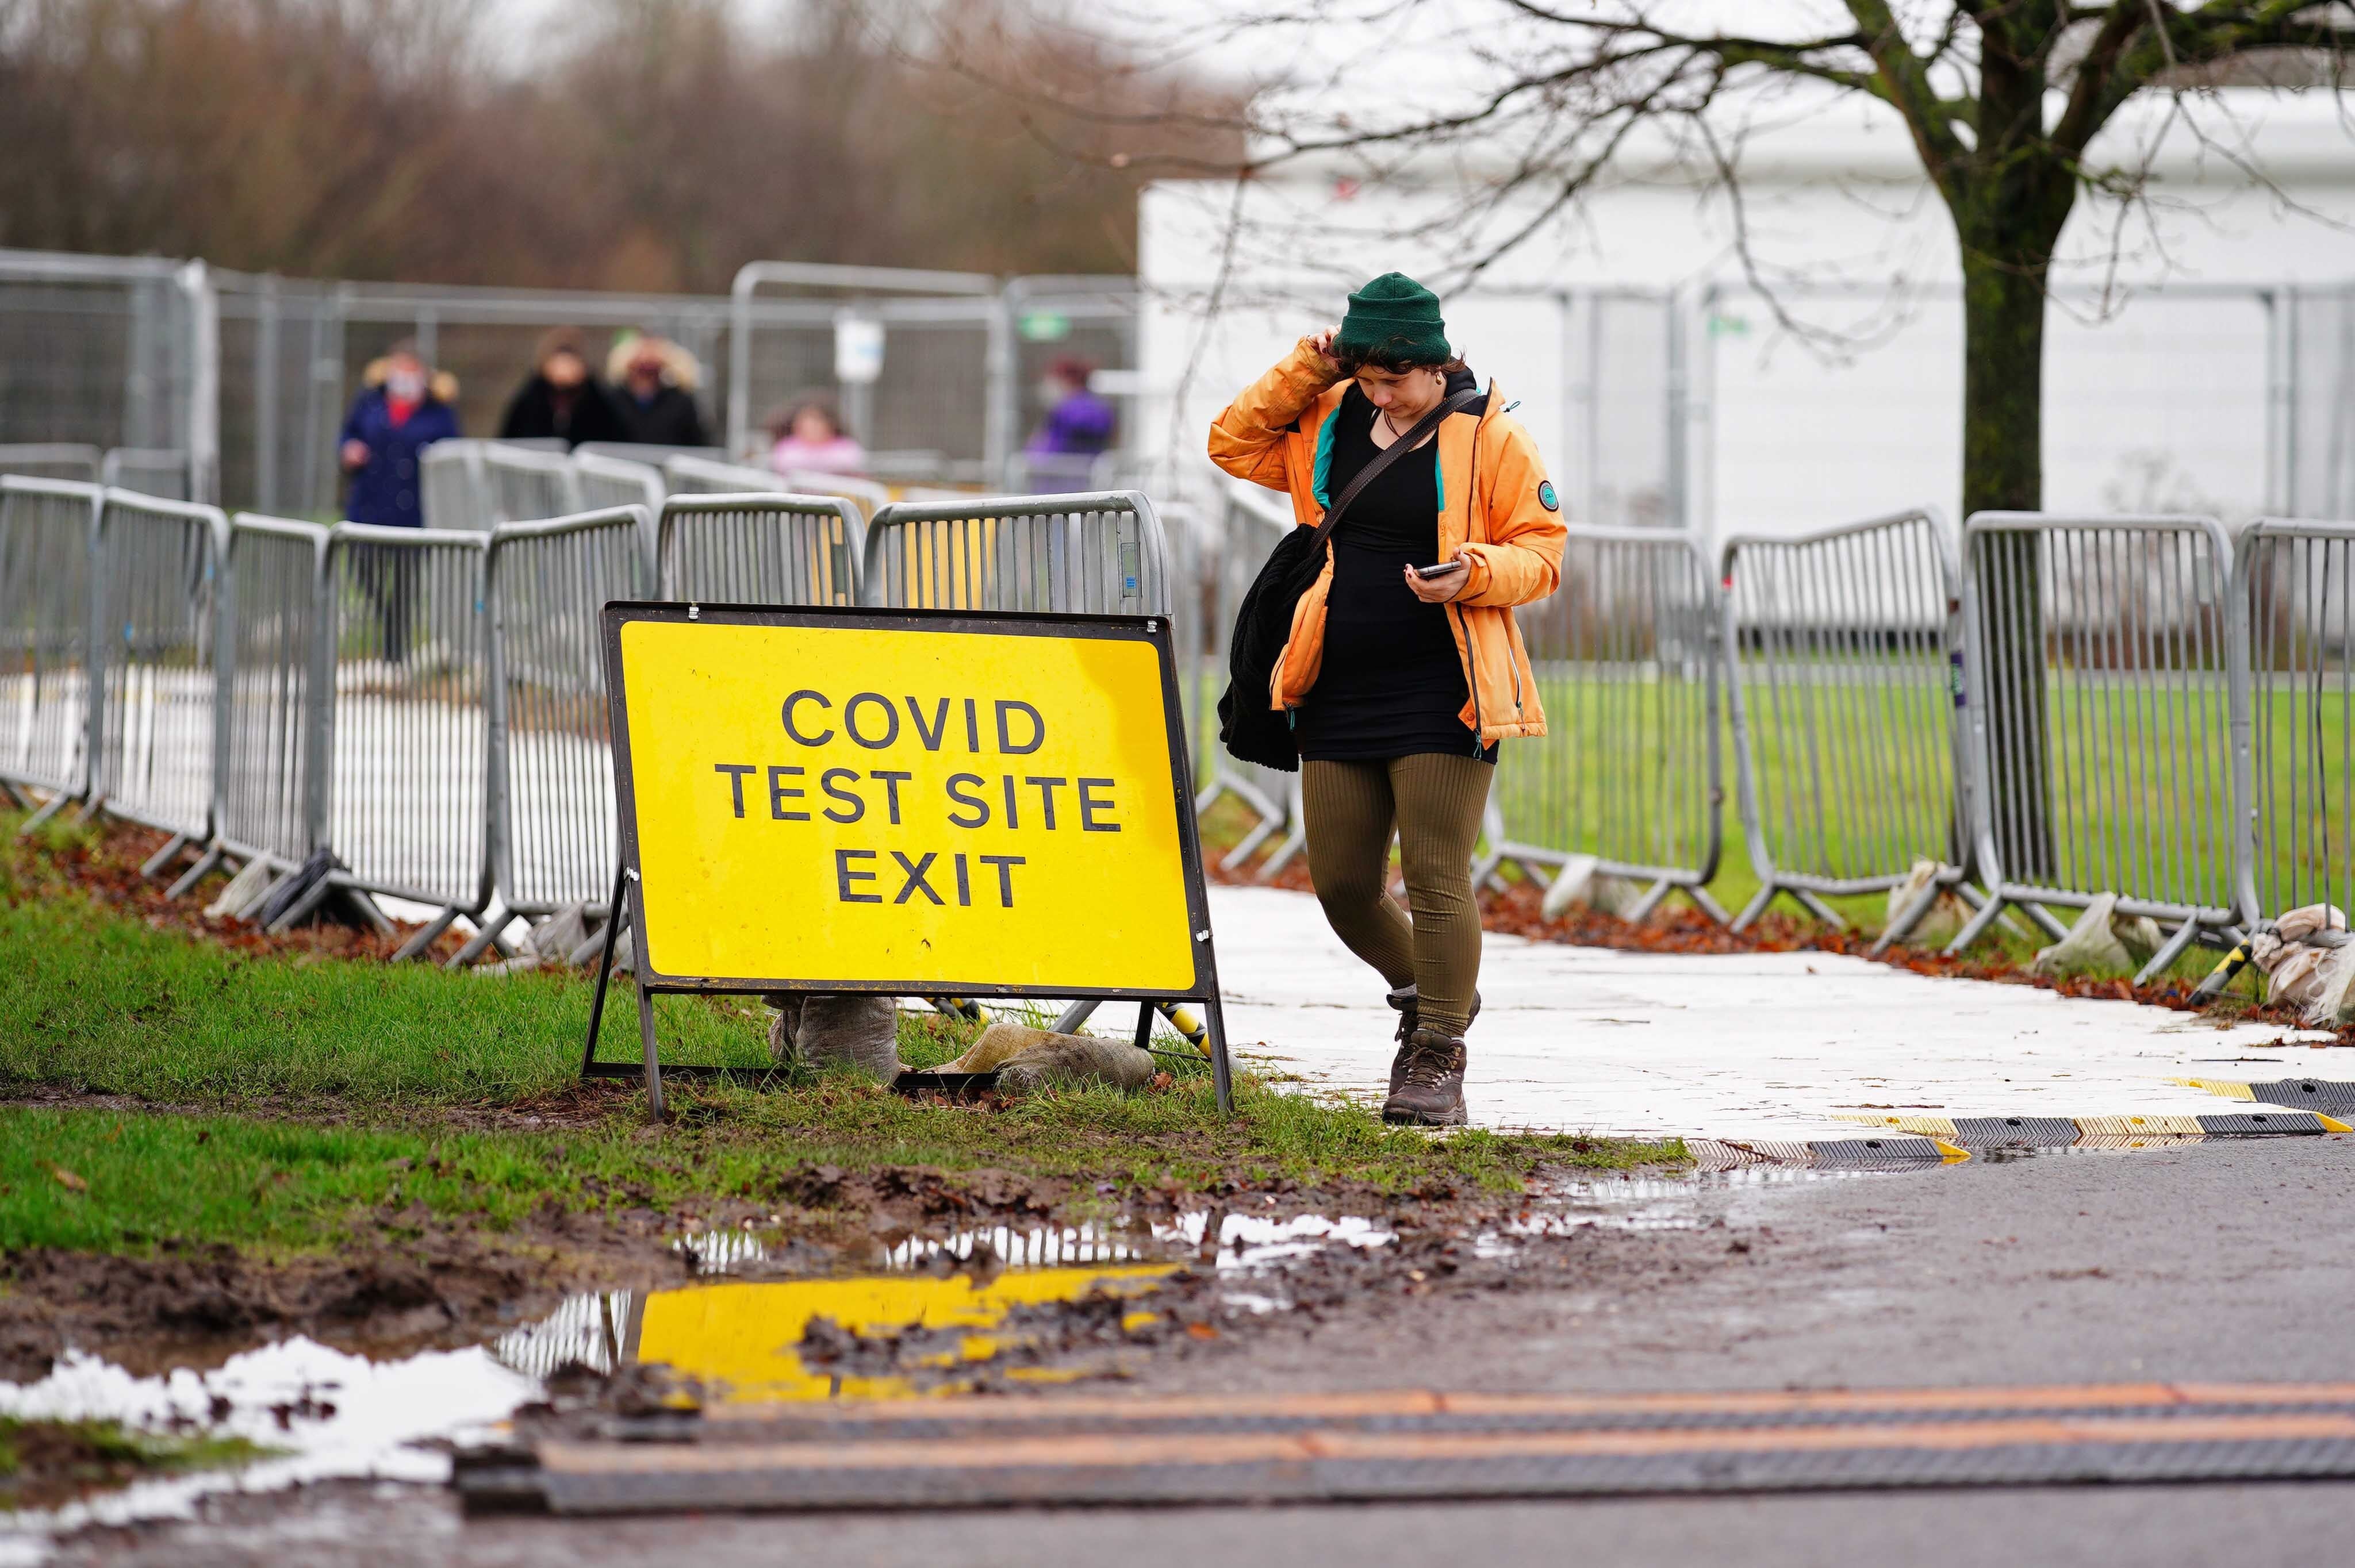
984, 0, 2352, 882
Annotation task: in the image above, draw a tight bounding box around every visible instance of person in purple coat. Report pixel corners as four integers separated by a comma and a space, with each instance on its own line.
1022, 355, 1117, 493
337, 340, 460, 662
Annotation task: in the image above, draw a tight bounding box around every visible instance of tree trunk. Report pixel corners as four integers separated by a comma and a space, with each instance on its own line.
1961, 248, 2055, 883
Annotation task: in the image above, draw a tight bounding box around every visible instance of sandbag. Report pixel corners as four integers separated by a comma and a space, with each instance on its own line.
766, 993, 902, 1082
1539, 854, 1644, 922
2249, 904, 2354, 1024
2029, 893, 2163, 978
1882, 859, 1970, 947
942, 1023, 1156, 1096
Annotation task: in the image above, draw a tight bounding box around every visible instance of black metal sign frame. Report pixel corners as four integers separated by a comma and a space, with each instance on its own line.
581, 601, 1233, 1117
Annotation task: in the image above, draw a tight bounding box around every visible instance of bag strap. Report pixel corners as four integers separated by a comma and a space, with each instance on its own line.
1311, 386, 1480, 549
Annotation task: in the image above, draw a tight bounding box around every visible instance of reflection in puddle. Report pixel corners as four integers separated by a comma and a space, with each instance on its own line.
1156, 1212, 1395, 1267
0, 1339, 530, 1539
615, 1264, 1178, 1404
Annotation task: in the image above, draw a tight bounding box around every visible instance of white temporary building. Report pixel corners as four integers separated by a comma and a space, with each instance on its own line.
1137, 86, 2355, 539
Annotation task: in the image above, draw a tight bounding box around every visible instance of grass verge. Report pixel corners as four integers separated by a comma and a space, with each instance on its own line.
1, 820, 1681, 1258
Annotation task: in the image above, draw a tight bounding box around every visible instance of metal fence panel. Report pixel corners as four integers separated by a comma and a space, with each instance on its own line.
421, 439, 494, 532
0, 258, 190, 456
1721, 508, 1967, 931
1487, 525, 1724, 918
91, 491, 227, 843
2285, 286, 2355, 520
489, 506, 653, 916
859, 489, 1167, 616
657, 493, 864, 606
484, 442, 584, 525
321, 523, 492, 915
218, 514, 328, 871
663, 454, 792, 496
0, 477, 103, 805
0, 444, 102, 483
101, 448, 190, 501
2239, 517, 2355, 923
1955, 512, 2247, 975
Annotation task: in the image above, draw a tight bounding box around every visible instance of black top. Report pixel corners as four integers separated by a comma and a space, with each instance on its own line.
1294, 384, 1496, 764
616, 385, 709, 448
498, 375, 631, 448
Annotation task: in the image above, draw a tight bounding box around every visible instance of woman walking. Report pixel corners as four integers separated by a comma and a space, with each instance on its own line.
1209, 273, 1566, 1126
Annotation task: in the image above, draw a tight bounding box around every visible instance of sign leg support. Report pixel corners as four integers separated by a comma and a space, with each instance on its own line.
635, 975, 666, 1121
1134, 1001, 1153, 1054
580, 863, 630, 1077
1203, 993, 1233, 1116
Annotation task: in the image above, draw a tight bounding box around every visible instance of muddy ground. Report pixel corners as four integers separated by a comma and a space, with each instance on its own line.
0, 1157, 1703, 1386
36, 1135, 2355, 1567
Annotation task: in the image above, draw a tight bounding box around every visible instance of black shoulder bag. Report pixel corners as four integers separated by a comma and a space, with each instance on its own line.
1217, 389, 1478, 771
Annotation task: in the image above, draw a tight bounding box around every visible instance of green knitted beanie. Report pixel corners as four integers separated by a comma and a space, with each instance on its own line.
1334, 272, 1450, 366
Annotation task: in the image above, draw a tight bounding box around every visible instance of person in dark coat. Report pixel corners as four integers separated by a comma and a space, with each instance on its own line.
337, 339, 460, 662
608, 333, 709, 448
498, 326, 628, 447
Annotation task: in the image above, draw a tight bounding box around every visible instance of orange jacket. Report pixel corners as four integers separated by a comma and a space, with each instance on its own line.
1208, 337, 1567, 743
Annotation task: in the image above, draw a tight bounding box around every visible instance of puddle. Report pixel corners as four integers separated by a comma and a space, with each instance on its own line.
0, 1338, 529, 1546
0, 1177, 1776, 1546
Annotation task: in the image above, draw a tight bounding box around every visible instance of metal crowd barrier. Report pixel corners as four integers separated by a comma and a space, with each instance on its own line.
572, 442, 721, 469
657, 492, 864, 605
477, 506, 655, 964
1483, 525, 1726, 921
575, 451, 665, 515
1156, 497, 1209, 773
206, 513, 328, 898
1199, 486, 1297, 874
421, 440, 494, 532
90, 491, 228, 870
1721, 508, 1973, 945
482, 443, 584, 526
777, 467, 889, 524
0, 476, 103, 826
313, 522, 494, 951
854, 489, 1182, 1043
19, 426, 2354, 990
858, 489, 1167, 614
1952, 512, 2247, 980
663, 453, 789, 496
0, 444, 101, 484
2238, 517, 2355, 924
99, 448, 191, 501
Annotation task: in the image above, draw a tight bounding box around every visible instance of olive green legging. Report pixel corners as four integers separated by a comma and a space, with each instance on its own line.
1299, 754, 1492, 1038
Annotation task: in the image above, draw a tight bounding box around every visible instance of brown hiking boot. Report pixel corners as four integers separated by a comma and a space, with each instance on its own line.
1383, 1027, 1467, 1127
1384, 987, 1480, 1097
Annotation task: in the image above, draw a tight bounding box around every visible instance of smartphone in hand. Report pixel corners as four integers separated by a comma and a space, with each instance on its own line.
1411, 559, 1468, 580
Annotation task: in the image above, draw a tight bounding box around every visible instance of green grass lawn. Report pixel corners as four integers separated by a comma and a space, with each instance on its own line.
0, 819, 1679, 1258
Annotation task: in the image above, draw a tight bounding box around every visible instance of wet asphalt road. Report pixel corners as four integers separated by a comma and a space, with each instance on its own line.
50, 1134, 2355, 1567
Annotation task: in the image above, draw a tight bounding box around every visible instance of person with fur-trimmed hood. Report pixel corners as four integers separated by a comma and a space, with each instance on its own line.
338, 338, 461, 531
608, 332, 709, 448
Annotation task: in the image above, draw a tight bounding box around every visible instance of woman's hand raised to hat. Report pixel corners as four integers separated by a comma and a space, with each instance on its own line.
1307, 325, 1343, 372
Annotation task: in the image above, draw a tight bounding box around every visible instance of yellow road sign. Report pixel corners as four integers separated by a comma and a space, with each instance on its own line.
609, 608, 1207, 995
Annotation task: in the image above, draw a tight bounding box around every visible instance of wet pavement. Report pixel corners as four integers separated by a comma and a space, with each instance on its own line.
1211, 885, 2341, 1139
